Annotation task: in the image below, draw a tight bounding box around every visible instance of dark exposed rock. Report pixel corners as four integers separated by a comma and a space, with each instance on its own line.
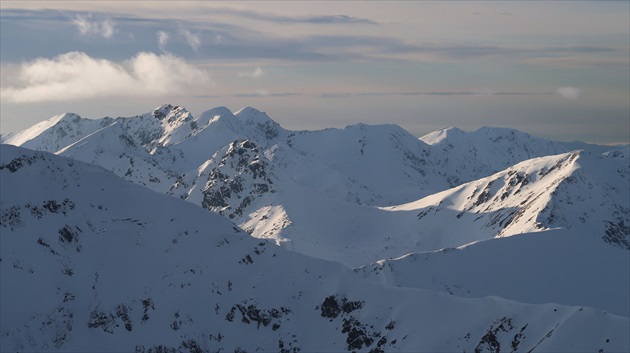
342, 317, 375, 351
320, 296, 341, 319
474, 181, 494, 206
200, 140, 275, 220
320, 295, 364, 320
116, 304, 133, 332
474, 316, 515, 353
0, 206, 23, 229
603, 206, 630, 250
239, 254, 254, 265
0, 155, 40, 172
87, 309, 116, 334
63, 292, 75, 303
135, 344, 177, 353
58, 225, 79, 243
226, 300, 291, 330
142, 298, 155, 323
511, 324, 528, 352
180, 339, 204, 353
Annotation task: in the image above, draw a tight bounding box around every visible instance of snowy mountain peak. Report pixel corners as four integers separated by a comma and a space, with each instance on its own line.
0, 112, 82, 146
192, 106, 236, 128
234, 106, 283, 141
53, 112, 82, 124
198, 106, 234, 120
343, 122, 415, 139
151, 104, 189, 121
419, 126, 465, 145
0, 112, 114, 153
234, 106, 270, 122
474, 125, 527, 136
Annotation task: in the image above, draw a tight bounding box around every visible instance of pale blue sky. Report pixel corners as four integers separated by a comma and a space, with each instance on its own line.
1, 1, 628, 143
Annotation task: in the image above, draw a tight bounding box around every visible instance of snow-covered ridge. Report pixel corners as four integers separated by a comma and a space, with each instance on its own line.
0, 113, 115, 152
356, 228, 630, 317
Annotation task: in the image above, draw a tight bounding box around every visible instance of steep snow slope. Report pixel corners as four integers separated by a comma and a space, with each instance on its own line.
356, 229, 630, 317
420, 126, 569, 187
4, 145, 628, 352
57, 122, 180, 193
280, 123, 448, 205
0, 113, 114, 152
382, 150, 630, 252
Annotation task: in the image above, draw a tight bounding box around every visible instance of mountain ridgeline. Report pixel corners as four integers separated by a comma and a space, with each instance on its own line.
1, 104, 628, 352
2, 104, 627, 264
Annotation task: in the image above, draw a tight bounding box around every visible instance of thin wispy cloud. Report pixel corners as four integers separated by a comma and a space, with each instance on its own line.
179, 28, 201, 51
234, 89, 270, 97
327, 91, 554, 98
557, 86, 582, 100
72, 14, 115, 39
237, 67, 265, 79
317, 93, 354, 99
207, 7, 378, 25
233, 91, 301, 98
157, 31, 170, 52
1, 52, 211, 103
3, 8, 620, 67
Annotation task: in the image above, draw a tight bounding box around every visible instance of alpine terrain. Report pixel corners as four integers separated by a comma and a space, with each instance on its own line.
1, 104, 628, 352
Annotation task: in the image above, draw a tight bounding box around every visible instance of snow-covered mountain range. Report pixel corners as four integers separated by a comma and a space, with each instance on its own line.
1, 104, 629, 351
3, 104, 627, 264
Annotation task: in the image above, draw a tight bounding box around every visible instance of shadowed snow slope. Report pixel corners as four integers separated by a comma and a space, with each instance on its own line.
3, 145, 629, 352
356, 229, 630, 317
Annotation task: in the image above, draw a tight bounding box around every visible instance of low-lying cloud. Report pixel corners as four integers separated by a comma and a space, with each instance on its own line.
557, 86, 581, 99
1, 51, 211, 103
207, 7, 378, 25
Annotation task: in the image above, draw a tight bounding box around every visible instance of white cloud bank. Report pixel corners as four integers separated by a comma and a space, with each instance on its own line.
72, 15, 115, 39
557, 86, 581, 99
1, 52, 211, 103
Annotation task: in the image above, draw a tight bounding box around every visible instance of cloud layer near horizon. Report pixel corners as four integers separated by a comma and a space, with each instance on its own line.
556, 86, 582, 100
1, 51, 211, 103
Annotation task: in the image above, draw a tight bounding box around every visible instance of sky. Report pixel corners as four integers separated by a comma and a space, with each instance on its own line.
0, 1, 629, 144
